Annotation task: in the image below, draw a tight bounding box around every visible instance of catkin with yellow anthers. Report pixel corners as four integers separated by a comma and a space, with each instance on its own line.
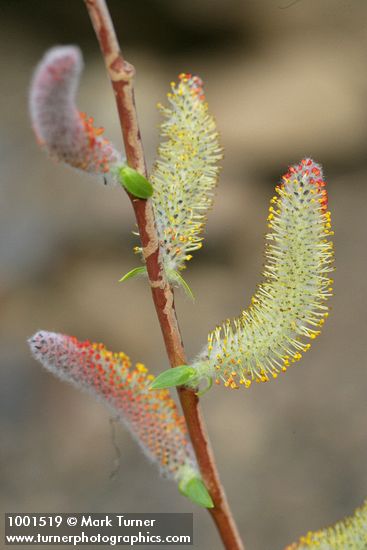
150, 73, 222, 272
28, 331, 198, 483
191, 158, 334, 390
285, 500, 367, 549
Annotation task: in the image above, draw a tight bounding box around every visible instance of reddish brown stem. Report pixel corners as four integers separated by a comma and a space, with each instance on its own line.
84, 2, 245, 549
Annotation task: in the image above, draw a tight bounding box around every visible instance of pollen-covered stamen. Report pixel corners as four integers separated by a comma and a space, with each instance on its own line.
150, 73, 222, 273
192, 158, 334, 390
285, 499, 367, 549
178, 73, 206, 101
29, 46, 120, 179
28, 331, 197, 482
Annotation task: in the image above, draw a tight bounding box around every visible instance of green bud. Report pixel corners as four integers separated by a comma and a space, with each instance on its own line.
179, 477, 214, 509
149, 365, 196, 390
118, 165, 153, 199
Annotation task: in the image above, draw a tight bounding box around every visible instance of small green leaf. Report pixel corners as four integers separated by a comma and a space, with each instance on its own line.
167, 270, 195, 301
118, 165, 153, 199
179, 477, 214, 509
149, 365, 196, 390
119, 266, 147, 283
196, 376, 213, 397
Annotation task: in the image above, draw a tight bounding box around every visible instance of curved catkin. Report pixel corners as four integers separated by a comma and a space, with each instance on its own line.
28, 331, 197, 482
149, 73, 222, 273
285, 500, 367, 549
194, 158, 334, 389
29, 46, 120, 179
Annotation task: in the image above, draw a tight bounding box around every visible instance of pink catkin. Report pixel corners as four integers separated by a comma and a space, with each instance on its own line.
28, 331, 197, 481
29, 46, 120, 178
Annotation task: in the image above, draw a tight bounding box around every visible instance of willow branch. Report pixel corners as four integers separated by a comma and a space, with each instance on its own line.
84, 2, 244, 549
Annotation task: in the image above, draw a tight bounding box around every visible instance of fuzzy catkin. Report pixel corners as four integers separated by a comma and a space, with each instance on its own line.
193, 158, 334, 389
29, 46, 120, 179
149, 73, 222, 273
286, 500, 367, 549
28, 331, 197, 482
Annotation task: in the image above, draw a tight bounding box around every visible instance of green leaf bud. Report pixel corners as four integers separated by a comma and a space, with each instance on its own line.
118, 165, 153, 199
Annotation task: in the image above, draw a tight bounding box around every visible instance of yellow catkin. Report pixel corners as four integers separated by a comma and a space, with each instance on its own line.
191, 158, 334, 390
150, 73, 222, 272
285, 500, 367, 549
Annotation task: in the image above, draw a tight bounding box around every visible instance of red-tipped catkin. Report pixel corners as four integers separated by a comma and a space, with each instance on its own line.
29, 46, 120, 179
28, 331, 197, 482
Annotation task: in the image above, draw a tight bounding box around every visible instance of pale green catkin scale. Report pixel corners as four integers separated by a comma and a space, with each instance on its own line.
148, 73, 222, 273
192, 158, 334, 390
285, 500, 367, 549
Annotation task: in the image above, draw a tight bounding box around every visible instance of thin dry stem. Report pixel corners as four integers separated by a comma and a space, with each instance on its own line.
84, 1, 244, 549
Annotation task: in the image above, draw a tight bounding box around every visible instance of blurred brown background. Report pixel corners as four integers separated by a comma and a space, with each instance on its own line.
1, 1, 367, 549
